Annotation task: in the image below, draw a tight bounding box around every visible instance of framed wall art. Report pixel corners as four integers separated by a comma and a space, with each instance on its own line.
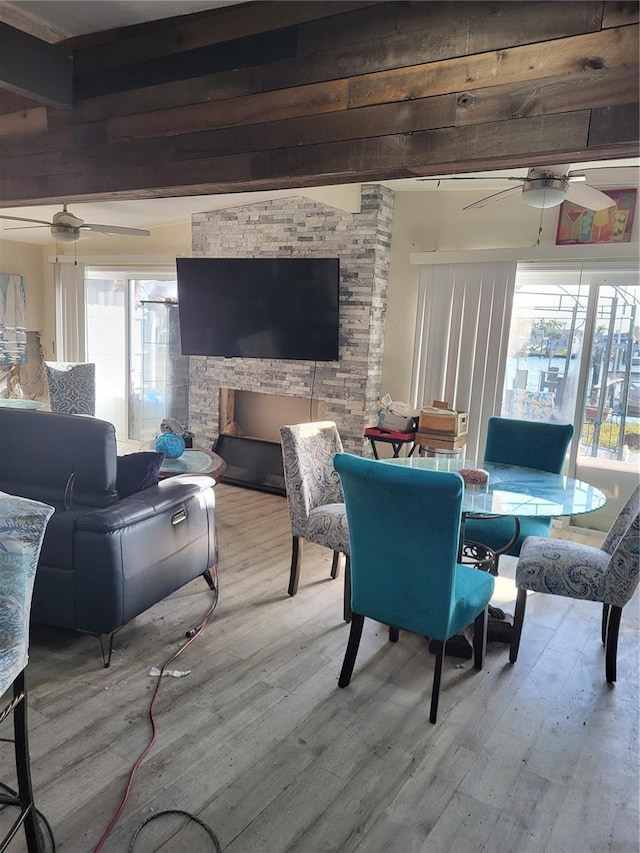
0, 273, 27, 365
556, 188, 637, 245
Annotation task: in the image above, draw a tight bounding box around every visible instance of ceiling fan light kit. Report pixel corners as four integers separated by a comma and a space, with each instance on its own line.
521, 178, 568, 208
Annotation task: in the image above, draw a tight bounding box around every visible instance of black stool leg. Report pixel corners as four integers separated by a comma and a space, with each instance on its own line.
13, 670, 42, 853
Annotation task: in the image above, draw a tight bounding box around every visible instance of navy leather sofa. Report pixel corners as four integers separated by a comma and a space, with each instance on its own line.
0, 408, 217, 665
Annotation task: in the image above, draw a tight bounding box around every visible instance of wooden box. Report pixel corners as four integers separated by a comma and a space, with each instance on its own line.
415, 431, 467, 451
418, 403, 468, 436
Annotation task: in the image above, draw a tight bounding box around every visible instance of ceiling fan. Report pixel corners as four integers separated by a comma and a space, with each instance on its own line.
423, 165, 618, 212
0, 204, 151, 243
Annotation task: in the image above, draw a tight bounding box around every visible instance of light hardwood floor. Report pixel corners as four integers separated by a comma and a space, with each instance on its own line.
1, 483, 638, 852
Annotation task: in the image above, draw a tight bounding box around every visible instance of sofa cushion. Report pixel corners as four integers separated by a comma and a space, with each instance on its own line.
116, 452, 165, 498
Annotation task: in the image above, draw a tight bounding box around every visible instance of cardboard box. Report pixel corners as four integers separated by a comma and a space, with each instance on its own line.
415, 431, 467, 451
418, 406, 468, 436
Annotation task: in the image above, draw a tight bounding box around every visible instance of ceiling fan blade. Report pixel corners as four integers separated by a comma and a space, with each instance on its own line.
463, 185, 523, 211
82, 224, 151, 236
565, 183, 616, 211
2, 225, 49, 231
0, 214, 52, 226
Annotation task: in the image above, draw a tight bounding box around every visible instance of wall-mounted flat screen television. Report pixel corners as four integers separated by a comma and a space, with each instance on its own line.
176, 257, 340, 361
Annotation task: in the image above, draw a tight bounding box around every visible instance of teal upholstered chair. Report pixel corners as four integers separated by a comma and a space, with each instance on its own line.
280, 422, 351, 621
0, 492, 54, 851
333, 453, 494, 724
510, 485, 639, 683
464, 416, 574, 569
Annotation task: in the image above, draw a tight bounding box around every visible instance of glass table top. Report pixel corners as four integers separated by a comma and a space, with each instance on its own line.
383, 457, 607, 518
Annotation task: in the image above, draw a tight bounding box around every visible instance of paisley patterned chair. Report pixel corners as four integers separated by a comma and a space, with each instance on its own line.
44, 361, 96, 416
510, 485, 640, 683
279, 421, 350, 621
0, 491, 54, 851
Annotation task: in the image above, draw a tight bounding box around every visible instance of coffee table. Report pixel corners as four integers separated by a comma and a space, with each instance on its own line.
159, 449, 227, 481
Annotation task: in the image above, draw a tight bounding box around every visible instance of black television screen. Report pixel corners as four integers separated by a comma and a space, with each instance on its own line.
176, 257, 340, 361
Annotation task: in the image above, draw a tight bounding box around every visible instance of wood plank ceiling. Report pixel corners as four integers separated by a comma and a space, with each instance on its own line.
0, 0, 638, 207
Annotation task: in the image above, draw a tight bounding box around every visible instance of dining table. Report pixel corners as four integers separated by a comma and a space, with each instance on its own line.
383, 455, 607, 648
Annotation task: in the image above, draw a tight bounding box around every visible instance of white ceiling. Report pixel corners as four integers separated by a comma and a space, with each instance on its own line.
0, 3, 637, 245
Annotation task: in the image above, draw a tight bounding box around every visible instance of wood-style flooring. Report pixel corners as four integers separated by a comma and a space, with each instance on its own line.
1, 483, 638, 852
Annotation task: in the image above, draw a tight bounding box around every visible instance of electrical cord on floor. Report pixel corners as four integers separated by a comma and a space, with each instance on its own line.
93, 566, 220, 852
128, 809, 221, 852
0, 778, 56, 851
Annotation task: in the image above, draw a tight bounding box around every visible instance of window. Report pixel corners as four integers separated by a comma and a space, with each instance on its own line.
84, 269, 177, 442
500, 261, 639, 470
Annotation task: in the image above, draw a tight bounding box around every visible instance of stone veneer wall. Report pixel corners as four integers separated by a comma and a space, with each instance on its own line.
188, 184, 394, 454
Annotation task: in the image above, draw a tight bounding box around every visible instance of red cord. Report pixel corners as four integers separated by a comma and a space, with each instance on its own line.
93, 584, 218, 852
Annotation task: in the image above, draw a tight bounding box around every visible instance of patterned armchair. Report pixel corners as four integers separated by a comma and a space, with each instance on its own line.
0, 491, 54, 850
279, 421, 350, 621
510, 485, 640, 683
44, 361, 96, 415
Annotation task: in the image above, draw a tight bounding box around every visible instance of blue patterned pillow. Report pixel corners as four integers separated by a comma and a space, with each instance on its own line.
116, 452, 165, 498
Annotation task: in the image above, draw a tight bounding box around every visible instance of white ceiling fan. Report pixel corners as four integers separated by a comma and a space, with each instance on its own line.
423, 165, 618, 212
0, 204, 151, 243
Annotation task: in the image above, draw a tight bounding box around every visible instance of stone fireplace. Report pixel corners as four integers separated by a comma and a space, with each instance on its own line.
187, 185, 394, 458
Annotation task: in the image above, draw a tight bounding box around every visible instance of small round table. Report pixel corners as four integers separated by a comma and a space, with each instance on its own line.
159, 449, 227, 481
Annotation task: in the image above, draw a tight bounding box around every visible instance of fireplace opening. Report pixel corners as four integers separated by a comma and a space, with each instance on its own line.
214, 389, 325, 494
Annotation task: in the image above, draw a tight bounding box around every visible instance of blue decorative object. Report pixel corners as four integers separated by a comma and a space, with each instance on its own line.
155, 432, 185, 459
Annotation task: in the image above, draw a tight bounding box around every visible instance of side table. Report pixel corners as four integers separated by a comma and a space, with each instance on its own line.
159, 449, 227, 481
364, 427, 416, 459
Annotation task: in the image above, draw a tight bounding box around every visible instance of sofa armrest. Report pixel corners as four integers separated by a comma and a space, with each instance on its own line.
76, 474, 216, 533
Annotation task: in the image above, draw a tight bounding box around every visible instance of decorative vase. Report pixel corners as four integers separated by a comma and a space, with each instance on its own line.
155, 431, 186, 459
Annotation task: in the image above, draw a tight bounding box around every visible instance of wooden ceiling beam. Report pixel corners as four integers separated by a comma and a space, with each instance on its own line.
0, 22, 72, 106
0, 1, 637, 207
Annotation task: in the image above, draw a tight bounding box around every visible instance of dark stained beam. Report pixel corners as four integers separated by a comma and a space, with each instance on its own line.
0, 22, 72, 106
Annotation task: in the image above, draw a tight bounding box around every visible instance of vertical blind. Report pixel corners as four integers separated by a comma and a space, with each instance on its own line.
410, 261, 517, 462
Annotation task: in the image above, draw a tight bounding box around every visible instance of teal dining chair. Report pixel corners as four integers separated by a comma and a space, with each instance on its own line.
463, 416, 574, 570
0, 492, 54, 851
333, 452, 494, 724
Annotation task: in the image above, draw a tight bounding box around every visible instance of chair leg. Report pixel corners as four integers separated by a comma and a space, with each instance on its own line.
389, 626, 399, 642
330, 551, 341, 579
12, 670, 42, 853
343, 556, 352, 623
202, 567, 217, 591
98, 631, 116, 668
509, 588, 528, 664
288, 536, 302, 596
429, 640, 445, 724
473, 606, 488, 670
338, 612, 364, 687
601, 602, 611, 646
605, 605, 622, 684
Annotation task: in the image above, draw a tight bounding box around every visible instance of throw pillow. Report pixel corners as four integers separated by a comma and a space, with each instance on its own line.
116, 451, 165, 498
